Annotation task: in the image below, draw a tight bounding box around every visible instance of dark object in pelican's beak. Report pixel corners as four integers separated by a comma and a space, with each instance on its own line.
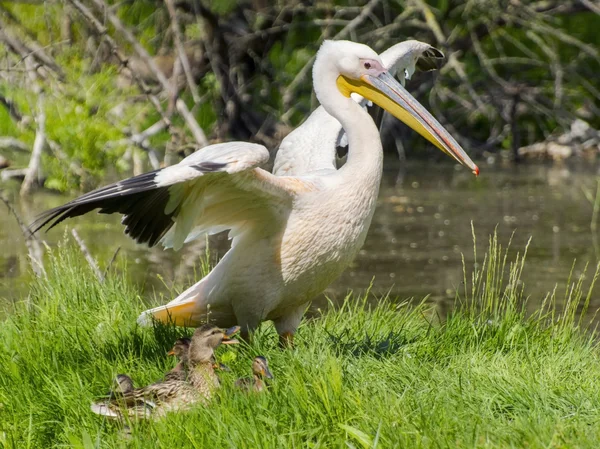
336, 72, 479, 176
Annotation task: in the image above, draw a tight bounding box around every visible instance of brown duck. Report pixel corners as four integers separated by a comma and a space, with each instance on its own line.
165, 336, 230, 382
234, 356, 273, 392
164, 337, 191, 381
91, 324, 239, 420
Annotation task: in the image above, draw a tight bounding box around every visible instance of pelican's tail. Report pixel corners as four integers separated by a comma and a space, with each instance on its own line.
137, 275, 210, 327
137, 298, 199, 327
138, 244, 239, 328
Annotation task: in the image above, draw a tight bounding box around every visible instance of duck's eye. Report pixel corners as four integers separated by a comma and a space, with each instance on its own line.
364, 62, 371, 70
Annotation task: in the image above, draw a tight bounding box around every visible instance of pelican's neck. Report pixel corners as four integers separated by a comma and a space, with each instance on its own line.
313, 67, 383, 179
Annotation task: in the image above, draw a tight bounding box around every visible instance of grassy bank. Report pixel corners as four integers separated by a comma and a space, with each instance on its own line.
0, 236, 599, 448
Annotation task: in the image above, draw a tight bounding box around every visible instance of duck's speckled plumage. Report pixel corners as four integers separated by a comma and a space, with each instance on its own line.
91, 324, 238, 420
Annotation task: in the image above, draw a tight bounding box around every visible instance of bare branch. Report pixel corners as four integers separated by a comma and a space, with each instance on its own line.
164, 0, 201, 103
0, 194, 45, 277
71, 228, 103, 282
20, 92, 45, 197
0, 93, 24, 123
176, 99, 208, 147
281, 0, 382, 118
87, 0, 208, 147
412, 0, 446, 43
0, 16, 64, 80
580, 0, 600, 15
67, 0, 172, 130
103, 246, 121, 279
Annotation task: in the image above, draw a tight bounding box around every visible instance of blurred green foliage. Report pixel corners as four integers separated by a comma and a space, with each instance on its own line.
0, 0, 598, 191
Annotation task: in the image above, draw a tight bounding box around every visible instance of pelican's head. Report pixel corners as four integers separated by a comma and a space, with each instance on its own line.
313, 40, 479, 175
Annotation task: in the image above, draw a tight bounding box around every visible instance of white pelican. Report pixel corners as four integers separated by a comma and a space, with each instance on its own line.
31, 40, 478, 345
273, 40, 443, 176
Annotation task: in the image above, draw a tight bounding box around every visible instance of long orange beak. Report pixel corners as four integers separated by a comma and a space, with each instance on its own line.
337, 72, 479, 175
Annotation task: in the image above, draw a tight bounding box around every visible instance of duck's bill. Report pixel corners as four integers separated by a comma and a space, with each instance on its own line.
167, 349, 176, 356
263, 366, 274, 380
222, 325, 241, 344
336, 73, 479, 176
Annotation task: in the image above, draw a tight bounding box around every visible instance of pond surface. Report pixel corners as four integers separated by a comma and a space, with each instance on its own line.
1, 160, 599, 319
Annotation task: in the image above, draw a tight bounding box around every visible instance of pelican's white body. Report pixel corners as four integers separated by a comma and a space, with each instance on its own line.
147, 108, 383, 334
138, 40, 463, 338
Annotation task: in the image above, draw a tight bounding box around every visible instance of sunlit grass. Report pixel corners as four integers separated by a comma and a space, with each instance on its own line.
0, 234, 599, 448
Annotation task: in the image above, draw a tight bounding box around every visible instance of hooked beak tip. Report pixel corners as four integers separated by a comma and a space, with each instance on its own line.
473, 165, 480, 176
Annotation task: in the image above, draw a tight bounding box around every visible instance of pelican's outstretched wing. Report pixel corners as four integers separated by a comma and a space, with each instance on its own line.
273, 40, 443, 177
30, 142, 313, 250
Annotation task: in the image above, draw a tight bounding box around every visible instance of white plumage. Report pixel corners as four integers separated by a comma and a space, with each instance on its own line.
31, 40, 476, 345
273, 40, 443, 177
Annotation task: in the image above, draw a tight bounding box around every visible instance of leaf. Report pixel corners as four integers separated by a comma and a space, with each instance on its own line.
339, 424, 373, 449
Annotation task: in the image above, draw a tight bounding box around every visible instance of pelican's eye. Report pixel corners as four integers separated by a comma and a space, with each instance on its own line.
360, 58, 385, 75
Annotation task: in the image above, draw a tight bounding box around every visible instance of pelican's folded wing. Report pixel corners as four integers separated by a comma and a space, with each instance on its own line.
30, 142, 314, 250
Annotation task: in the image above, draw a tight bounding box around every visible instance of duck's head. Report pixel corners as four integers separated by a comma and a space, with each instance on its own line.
167, 337, 191, 361
252, 356, 273, 380
188, 324, 240, 364
109, 374, 134, 396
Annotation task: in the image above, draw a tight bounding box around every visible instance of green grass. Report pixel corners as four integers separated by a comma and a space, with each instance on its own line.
1, 235, 600, 448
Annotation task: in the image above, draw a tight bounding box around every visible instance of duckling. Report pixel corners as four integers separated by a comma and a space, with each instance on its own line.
109, 374, 134, 397
164, 337, 191, 381
234, 356, 273, 392
91, 324, 239, 420
92, 374, 153, 419
165, 337, 230, 382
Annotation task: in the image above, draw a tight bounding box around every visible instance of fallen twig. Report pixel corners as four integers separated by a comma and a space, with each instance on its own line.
0, 136, 29, 153
1, 168, 28, 181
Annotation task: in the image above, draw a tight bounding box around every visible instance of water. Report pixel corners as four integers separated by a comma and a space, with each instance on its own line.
1, 160, 599, 318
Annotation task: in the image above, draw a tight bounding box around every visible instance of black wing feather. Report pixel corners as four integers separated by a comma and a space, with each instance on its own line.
29, 169, 176, 247
29, 161, 229, 247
